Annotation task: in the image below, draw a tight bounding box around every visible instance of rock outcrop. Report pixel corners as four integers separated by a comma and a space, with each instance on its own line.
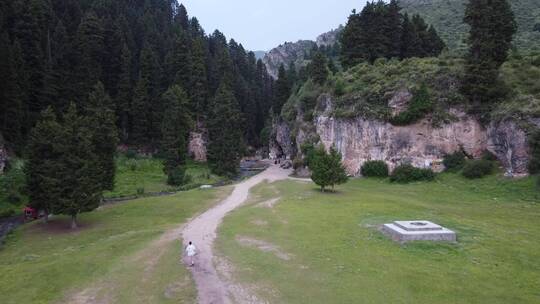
263, 27, 343, 79
263, 40, 316, 79
271, 95, 534, 176
269, 120, 294, 159
316, 26, 343, 47
0, 133, 7, 174
188, 131, 207, 162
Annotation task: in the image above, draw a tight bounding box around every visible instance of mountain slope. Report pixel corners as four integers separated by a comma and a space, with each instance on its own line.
400, 0, 540, 53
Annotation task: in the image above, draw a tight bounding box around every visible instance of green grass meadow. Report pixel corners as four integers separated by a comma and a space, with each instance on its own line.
0, 186, 230, 304
104, 155, 224, 199
216, 174, 540, 303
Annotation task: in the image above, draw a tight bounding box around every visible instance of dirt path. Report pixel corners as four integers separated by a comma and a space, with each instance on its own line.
182, 164, 291, 304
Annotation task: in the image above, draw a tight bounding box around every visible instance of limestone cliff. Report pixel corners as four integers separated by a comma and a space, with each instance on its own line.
188, 131, 207, 162
271, 94, 535, 177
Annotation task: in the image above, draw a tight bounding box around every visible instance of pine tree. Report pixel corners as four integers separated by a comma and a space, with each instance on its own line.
462, 0, 517, 117
130, 75, 150, 145
74, 10, 105, 101
116, 43, 132, 141
24, 107, 63, 222
55, 104, 101, 229
207, 83, 244, 177
160, 85, 192, 185
384, 0, 402, 59
189, 37, 208, 122
310, 146, 348, 192
0, 33, 24, 149
85, 82, 119, 192
170, 29, 192, 89
340, 9, 363, 68
273, 65, 290, 115
310, 52, 329, 85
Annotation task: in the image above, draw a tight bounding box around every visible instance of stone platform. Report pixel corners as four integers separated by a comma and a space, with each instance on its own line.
382, 220, 456, 243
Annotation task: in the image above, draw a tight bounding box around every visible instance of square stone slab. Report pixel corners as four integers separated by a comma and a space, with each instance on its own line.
394, 220, 443, 231
382, 220, 456, 243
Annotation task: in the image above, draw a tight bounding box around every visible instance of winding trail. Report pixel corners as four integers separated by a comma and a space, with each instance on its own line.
182, 164, 292, 304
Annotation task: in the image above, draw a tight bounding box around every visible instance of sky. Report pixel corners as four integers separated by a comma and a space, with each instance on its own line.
180, 0, 368, 51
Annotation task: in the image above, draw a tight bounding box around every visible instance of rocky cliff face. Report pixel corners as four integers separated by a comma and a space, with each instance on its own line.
263, 28, 342, 79
263, 40, 316, 79
271, 95, 534, 176
188, 131, 207, 162
316, 26, 343, 47
0, 133, 7, 174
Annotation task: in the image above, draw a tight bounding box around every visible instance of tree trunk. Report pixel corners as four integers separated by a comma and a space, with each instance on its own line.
71, 214, 78, 229
321, 186, 325, 192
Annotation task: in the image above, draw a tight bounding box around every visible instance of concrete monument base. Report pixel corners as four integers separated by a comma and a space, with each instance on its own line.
382, 220, 456, 243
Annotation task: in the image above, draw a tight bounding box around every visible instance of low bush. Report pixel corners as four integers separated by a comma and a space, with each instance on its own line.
462, 160, 494, 179
481, 150, 498, 161
390, 164, 435, 183
390, 84, 434, 126
361, 160, 389, 177
443, 151, 466, 171
167, 167, 187, 186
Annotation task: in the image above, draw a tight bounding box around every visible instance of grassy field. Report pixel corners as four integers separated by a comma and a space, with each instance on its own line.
104, 155, 225, 199
216, 174, 540, 303
0, 155, 224, 219
0, 186, 230, 304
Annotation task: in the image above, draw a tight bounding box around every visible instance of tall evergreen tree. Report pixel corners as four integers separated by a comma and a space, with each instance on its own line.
85, 82, 119, 192
161, 85, 192, 185
207, 83, 244, 177
462, 0, 517, 117
310, 52, 329, 85
0, 33, 24, 149
74, 10, 104, 100
55, 104, 101, 229
24, 107, 63, 222
116, 43, 132, 141
189, 36, 208, 122
273, 65, 290, 115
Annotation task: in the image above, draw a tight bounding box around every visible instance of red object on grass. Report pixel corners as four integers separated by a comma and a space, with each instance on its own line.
23, 207, 39, 220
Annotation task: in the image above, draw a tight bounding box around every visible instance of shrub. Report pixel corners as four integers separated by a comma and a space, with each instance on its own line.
167, 167, 186, 186
0, 209, 15, 218
443, 151, 466, 171
361, 160, 389, 177
481, 150, 498, 161
462, 160, 494, 179
390, 164, 435, 183
390, 84, 433, 126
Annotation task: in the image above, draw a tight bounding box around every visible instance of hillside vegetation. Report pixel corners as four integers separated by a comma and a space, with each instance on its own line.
281, 53, 540, 127
400, 0, 540, 53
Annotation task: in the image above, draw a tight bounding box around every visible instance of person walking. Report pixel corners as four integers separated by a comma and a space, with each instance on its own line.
185, 241, 197, 267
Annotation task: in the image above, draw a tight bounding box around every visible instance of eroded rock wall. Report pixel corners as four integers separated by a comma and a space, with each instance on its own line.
316, 112, 488, 175
271, 95, 534, 176
188, 131, 207, 162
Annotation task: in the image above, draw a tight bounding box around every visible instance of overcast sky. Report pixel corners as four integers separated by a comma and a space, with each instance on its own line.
180, 0, 368, 51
